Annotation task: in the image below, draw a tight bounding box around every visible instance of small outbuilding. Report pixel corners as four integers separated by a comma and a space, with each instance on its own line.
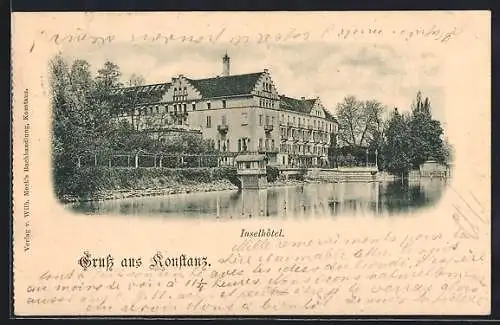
235, 154, 268, 189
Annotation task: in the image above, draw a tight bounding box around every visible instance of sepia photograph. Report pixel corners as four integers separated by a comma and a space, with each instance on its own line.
12, 12, 490, 316
52, 40, 454, 219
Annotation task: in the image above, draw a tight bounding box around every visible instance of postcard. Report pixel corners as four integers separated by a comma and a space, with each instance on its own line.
11, 11, 491, 316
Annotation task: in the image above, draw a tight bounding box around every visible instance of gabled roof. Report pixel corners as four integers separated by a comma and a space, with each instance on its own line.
322, 108, 337, 122
279, 95, 316, 114
111, 83, 171, 105
187, 72, 263, 99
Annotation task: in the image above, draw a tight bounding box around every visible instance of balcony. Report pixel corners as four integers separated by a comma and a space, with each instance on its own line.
264, 124, 273, 133
217, 124, 229, 134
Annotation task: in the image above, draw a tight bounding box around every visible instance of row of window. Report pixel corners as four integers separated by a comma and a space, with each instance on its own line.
262, 82, 272, 92
259, 98, 275, 108
281, 113, 334, 132
258, 138, 276, 151
280, 144, 328, 155
258, 114, 275, 126
280, 127, 330, 142
206, 112, 249, 128
209, 138, 252, 152
208, 137, 327, 154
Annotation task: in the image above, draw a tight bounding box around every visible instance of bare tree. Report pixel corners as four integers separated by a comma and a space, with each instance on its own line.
336, 96, 386, 148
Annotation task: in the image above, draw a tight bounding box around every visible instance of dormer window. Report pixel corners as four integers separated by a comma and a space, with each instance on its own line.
207, 101, 211, 109
222, 99, 227, 109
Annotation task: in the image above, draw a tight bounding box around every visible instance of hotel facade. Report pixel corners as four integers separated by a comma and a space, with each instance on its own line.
113, 54, 338, 168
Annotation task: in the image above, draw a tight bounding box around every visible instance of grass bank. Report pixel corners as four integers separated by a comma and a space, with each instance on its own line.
57, 166, 240, 203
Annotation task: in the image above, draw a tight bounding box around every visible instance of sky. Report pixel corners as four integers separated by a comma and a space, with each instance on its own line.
61, 40, 447, 124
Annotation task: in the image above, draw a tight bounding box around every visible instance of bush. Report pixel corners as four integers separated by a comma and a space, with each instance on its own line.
294, 167, 308, 181
266, 165, 280, 182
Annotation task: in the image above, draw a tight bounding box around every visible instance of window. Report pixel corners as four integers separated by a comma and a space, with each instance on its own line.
293, 117, 296, 125
265, 115, 270, 125
238, 139, 242, 152
206, 116, 212, 128
207, 101, 211, 109
241, 112, 249, 125
222, 99, 227, 109
272, 116, 275, 125
259, 138, 263, 150
245, 162, 251, 169
192, 102, 196, 111
259, 114, 263, 126
183, 103, 187, 113
217, 140, 221, 150
221, 115, 227, 125
226, 139, 230, 152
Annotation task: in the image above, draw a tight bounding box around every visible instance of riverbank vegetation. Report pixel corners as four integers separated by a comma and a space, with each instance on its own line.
59, 166, 239, 202
334, 92, 453, 177
50, 55, 223, 201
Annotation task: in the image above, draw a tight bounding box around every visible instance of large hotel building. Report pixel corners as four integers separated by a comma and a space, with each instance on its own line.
113, 54, 338, 168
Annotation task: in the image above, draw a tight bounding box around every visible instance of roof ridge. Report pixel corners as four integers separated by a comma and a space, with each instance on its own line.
116, 82, 171, 91
188, 71, 264, 82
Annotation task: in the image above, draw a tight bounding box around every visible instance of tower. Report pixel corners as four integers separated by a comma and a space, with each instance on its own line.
222, 52, 230, 77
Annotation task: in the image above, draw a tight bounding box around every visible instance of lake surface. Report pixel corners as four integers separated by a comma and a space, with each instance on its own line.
70, 178, 448, 218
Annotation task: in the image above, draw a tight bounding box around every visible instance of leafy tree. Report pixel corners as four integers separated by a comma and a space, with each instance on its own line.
50, 55, 97, 198
408, 91, 446, 167
383, 108, 413, 176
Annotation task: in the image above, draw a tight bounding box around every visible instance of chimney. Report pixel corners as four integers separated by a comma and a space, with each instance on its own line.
222, 52, 230, 77
264, 68, 269, 73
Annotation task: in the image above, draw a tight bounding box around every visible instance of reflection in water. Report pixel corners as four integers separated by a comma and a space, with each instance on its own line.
70, 179, 448, 218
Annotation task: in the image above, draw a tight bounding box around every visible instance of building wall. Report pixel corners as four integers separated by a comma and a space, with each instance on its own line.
114, 70, 338, 167
187, 97, 281, 154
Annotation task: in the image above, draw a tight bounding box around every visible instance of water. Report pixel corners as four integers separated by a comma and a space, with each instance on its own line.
70, 178, 448, 218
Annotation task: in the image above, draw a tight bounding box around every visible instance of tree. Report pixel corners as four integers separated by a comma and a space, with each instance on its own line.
129, 73, 145, 87
408, 91, 446, 167
383, 108, 413, 176
50, 55, 95, 198
95, 60, 123, 89
336, 96, 385, 149
87, 60, 125, 152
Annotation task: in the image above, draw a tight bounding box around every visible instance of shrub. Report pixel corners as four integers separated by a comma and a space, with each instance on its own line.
266, 165, 280, 183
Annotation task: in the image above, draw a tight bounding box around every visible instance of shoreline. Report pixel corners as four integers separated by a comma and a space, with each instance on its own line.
61, 178, 326, 204
61, 174, 438, 205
